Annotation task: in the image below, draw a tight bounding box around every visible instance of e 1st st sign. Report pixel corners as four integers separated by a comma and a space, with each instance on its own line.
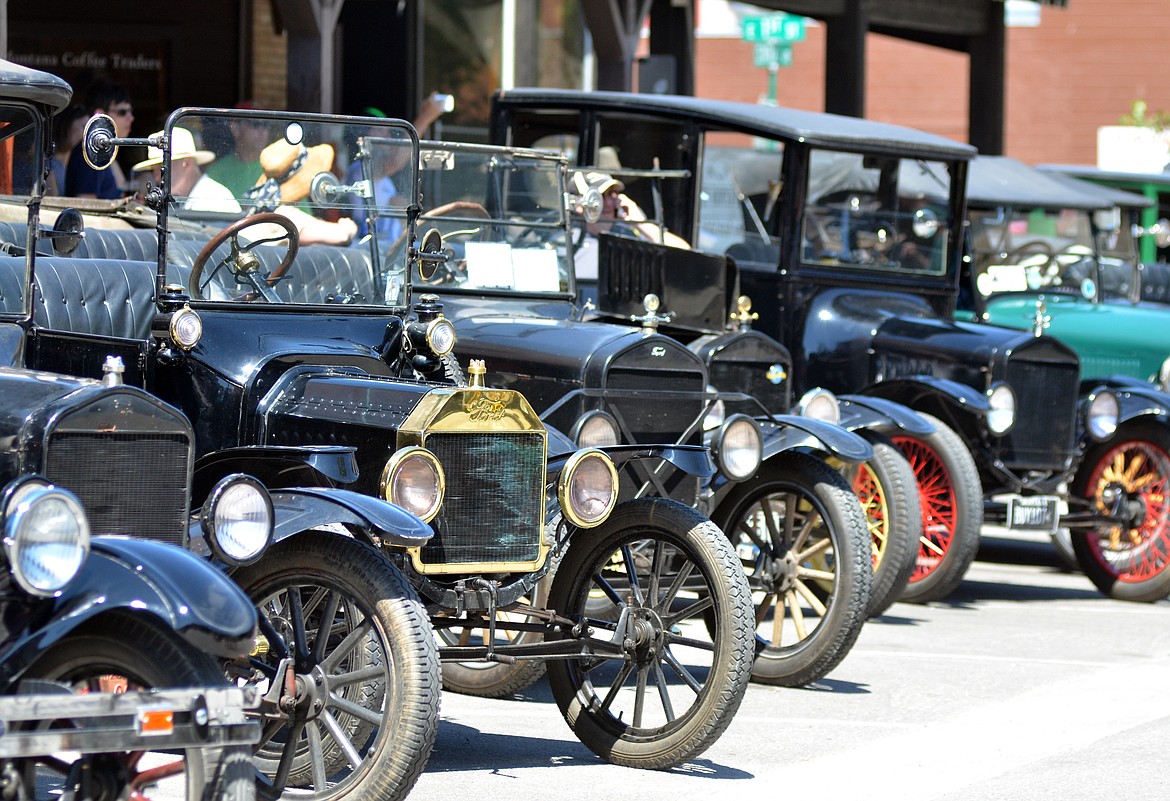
742, 14, 806, 44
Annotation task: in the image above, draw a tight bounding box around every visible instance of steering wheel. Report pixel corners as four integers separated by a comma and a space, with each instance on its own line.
382, 201, 492, 285
188, 212, 300, 300
1003, 240, 1058, 288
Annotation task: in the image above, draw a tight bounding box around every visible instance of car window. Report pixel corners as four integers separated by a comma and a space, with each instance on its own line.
697, 132, 784, 267
970, 206, 1098, 298
802, 150, 952, 277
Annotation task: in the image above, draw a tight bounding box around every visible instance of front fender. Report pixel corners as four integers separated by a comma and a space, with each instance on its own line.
760, 416, 874, 464
866, 376, 991, 417
547, 444, 714, 481
194, 446, 360, 499
0, 538, 257, 685
265, 487, 433, 548
837, 394, 936, 436
1110, 385, 1170, 427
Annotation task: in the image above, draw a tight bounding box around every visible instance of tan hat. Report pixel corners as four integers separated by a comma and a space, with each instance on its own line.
255, 139, 335, 204
572, 170, 623, 196
131, 127, 215, 172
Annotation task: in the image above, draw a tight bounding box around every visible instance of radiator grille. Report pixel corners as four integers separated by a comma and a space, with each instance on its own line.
44, 432, 190, 544
604, 367, 706, 443
999, 357, 1079, 469
421, 432, 546, 566
708, 359, 789, 415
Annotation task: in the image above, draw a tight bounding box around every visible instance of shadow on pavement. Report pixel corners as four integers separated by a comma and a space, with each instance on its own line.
426, 718, 754, 780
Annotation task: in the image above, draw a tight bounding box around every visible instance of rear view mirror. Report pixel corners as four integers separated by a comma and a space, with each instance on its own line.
81, 115, 118, 171
49, 208, 84, 256
416, 227, 447, 281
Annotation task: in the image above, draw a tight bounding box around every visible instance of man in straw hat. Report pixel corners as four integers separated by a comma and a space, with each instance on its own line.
132, 127, 240, 213
249, 139, 358, 246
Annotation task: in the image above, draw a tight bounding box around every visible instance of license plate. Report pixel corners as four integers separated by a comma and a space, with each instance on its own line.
1006, 495, 1059, 532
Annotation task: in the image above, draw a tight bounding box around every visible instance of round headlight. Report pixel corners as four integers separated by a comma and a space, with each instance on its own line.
716, 414, 763, 481
558, 449, 618, 528
1159, 356, 1170, 393
203, 474, 273, 566
986, 382, 1016, 435
382, 447, 445, 523
1086, 390, 1120, 441
169, 306, 203, 350
798, 388, 840, 425
425, 317, 456, 357
573, 410, 620, 448
3, 483, 90, 596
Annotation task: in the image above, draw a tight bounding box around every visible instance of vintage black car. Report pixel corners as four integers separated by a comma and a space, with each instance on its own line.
402, 139, 906, 691
0, 63, 757, 774
956, 156, 1170, 600
0, 59, 472, 801
488, 88, 1146, 602
0, 364, 263, 800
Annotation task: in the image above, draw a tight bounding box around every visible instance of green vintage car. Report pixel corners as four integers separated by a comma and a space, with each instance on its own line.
958, 155, 1170, 393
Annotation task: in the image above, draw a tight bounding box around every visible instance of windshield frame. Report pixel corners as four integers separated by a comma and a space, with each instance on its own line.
153, 106, 422, 312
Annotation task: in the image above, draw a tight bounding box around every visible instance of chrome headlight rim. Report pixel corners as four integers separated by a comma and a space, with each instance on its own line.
1159, 356, 1170, 393
425, 316, 456, 357
572, 410, 621, 448
3, 479, 90, 597
985, 381, 1017, 436
202, 473, 274, 567
797, 387, 841, 425
1085, 389, 1120, 442
558, 448, 618, 529
169, 305, 203, 350
715, 414, 764, 482
381, 446, 445, 523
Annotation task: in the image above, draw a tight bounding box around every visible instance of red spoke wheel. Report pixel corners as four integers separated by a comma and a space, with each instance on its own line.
1072, 424, 1170, 601
889, 412, 982, 603
847, 435, 921, 618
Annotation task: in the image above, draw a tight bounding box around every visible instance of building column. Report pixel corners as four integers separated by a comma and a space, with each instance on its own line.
968, 0, 1005, 154
275, 0, 344, 112
824, 0, 866, 118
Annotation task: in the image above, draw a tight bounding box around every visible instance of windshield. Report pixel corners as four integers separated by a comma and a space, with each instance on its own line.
0, 103, 46, 318
413, 142, 571, 294
969, 206, 1099, 299
152, 110, 418, 307
801, 150, 953, 276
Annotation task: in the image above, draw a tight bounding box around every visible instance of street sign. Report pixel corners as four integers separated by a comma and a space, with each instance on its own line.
742, 13, 805, 44
753, 42, 793, 69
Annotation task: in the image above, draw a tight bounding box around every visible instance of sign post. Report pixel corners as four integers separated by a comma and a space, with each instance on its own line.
741, 13, 805, 105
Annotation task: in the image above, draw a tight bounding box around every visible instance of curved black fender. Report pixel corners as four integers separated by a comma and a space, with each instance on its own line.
262, 487, 434, 548
864, 376, 991, 419
837, 394, 936, 436
1080, 382, 1170, 434
0, 537, 257, 685
193, 445, 360, 502
759, 415, 874, 464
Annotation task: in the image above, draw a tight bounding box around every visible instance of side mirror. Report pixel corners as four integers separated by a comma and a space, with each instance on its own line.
416, 227, 447, 281
310, 172, 342, 205
49, 208, 84, 256
574, 187, 603, 224
81, 114, 119, 171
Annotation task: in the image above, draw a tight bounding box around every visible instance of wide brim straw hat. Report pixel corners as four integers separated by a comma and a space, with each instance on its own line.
131, 126, 216, 172
255, 139, 335, 204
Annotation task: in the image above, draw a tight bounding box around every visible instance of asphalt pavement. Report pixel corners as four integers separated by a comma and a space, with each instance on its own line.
412, 530, 1170, 801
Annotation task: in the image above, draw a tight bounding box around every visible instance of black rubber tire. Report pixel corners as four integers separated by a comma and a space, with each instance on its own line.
712, 451, 871, 687
847, 434, 922, 618
232, 532, 440, 801
889, 412, 983, 604
545, 497, 753, 769
437, 548, 561, 698
1071, 422, 1170, 602
24, 611, 254, 801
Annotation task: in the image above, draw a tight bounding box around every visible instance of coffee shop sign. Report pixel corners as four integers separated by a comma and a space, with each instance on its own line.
11, 51, 162, 71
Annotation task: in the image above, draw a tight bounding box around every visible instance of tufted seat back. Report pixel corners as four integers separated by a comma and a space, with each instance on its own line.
32, 257, 158, 339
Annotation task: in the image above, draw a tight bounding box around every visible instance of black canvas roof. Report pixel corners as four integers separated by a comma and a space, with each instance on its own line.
0, 59, 71, 113
966, 155, 1109, 211
495, 88, 976, 161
